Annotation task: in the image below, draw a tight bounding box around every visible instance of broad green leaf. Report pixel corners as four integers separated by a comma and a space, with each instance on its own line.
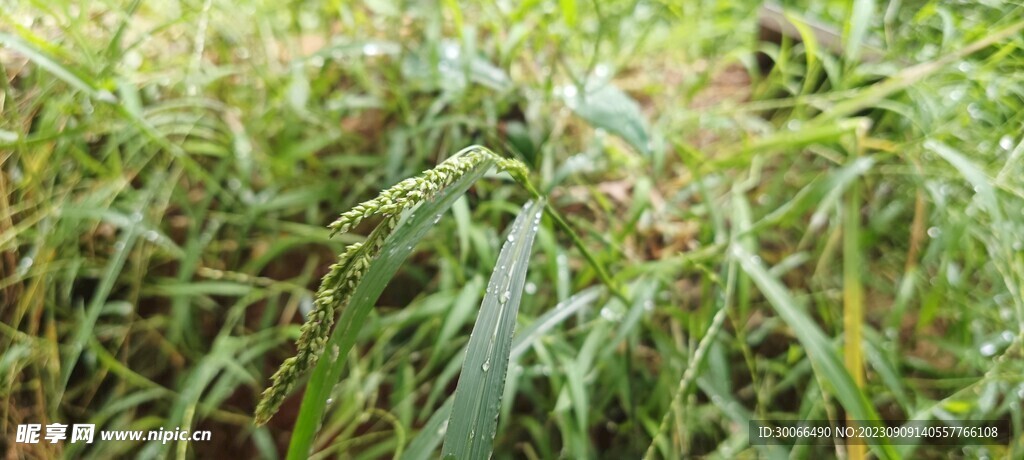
731, 244, 898, 460
286, 159, 495, 459
441, 199, 545, 459
564, 82, 652, 156
402, 41, 512, 92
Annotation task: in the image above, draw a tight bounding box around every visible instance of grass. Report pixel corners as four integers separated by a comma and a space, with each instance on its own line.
3, 0, 1024, 458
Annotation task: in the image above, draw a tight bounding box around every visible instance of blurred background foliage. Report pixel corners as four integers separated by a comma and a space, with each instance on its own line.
2, 0, 1024, 458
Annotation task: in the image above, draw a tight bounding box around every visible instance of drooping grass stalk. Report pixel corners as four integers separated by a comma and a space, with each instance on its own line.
256, 147, 521, 425
543, 204, 630, 305
253, 239, 373, 425
644, 260, 735, 459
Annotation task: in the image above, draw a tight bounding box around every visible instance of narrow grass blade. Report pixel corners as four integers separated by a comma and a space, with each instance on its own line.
402, 398, 456, 460
441, 199, 545, 460
731, 244, 897, 460
286, 160, 494, 459
644, 262, 735, 459
399, 287, 602, 460
510, 286, 603, 359
747, 156, 875, 235
843, 174, 866, 460
817, 19, 1024, 122
843, 0, 876, 64
0, 33, 108, 100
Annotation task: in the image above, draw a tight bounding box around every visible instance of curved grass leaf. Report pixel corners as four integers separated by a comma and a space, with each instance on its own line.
0, 32, 109, 100
731, 244, 898, 460
441, 199, 545, 460
286, 159, 494, 459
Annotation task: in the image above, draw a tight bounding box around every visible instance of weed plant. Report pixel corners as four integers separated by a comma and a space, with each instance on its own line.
2, 1, 1024, 459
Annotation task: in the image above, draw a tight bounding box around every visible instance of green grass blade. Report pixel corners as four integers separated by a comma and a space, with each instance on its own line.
441, 199, 545, 460
731, 244, 898, 460
0, 32, 109, 100
843, 168, 867, 460
843, 0, 876, 64
509, 286, 603, 359
747, 156, 875, 235
402, 398, 456, 460
400, 286, 603, 460
286, 159, 495, 460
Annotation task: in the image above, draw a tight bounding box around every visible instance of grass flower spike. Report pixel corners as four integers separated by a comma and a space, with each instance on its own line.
256, 147, 527, 425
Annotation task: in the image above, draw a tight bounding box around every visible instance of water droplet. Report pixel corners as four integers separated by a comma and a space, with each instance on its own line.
326, 398, 334, 405
809, 213, 827, 230
967, 103, 982, 119
481, 360, 491, 372
437, 420, 449, 436
16, 257, 33, 276
144, 230, 159, 242
980, 343, 998, 357
927, 227, 941, 238
500, 291, 511, 304
600, 307, 620, 322
130, 211, 143, 222
443, 43, 460, 60
507, 234, 515, 242
561, 85, 578, 99
999, 135, 1015, 151
946, 262, 961, 285
948, 88, 966, 102
433, 214, 443, 224
469, 429, 475, 440
114, 241, 126, 251
362, 43, 381, 56
524, 282, 537, 295
643, 300, 654, 312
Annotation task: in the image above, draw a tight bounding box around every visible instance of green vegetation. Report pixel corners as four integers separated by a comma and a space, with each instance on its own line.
3, 1, 1024, 459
